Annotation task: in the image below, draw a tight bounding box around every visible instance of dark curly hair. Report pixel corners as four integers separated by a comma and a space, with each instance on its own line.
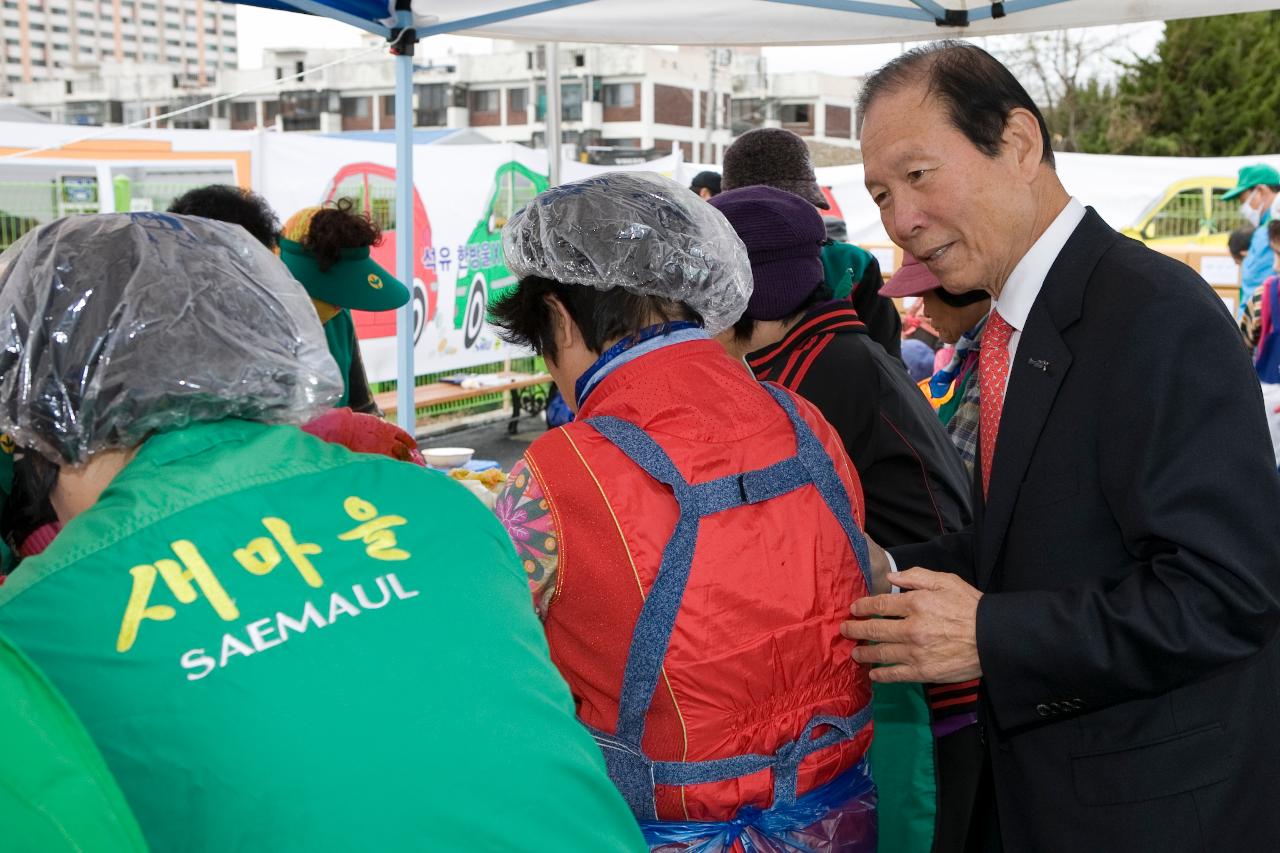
304, 198, 382, 272
167, 184, 281, 249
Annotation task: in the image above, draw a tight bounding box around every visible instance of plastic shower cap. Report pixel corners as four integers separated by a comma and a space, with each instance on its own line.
0, 213, 343, 465
500, 171, 752, 334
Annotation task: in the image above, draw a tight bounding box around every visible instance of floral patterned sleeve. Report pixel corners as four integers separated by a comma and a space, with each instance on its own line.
493, 458, 560, 619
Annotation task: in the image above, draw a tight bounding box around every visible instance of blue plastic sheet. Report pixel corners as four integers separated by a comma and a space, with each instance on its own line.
642, 760, 876, 852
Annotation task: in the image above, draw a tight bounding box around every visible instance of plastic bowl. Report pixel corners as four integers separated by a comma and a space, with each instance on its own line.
422, 447, 475, 468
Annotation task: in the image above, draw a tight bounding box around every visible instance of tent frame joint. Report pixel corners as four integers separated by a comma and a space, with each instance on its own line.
991, 1, 1006, 18
388, 26, 418, 55
390, 0, 418, 54
936, 8, 968, 26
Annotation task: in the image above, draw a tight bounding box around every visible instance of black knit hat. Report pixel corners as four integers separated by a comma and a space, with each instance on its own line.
721, 128, 829, 209
710, 185, 826, 321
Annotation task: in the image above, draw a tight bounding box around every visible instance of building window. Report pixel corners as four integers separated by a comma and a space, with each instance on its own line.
737, 97, 762, 133
340, 96, 370, 118
231, 102, 255, 123
535, 82, 584, 122
415, 82, 447, 126
602, 83, 636, 109
780, 103, 812, 125
561, 81, 583, 121
509, 87, 528, 113
470, 88, 499, 113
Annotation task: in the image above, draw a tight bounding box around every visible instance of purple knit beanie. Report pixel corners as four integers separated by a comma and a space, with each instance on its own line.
709, 185, 826, 321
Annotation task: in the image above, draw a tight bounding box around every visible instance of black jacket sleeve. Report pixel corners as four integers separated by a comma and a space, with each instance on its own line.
889, 530, 978, 587
346, 342, 381, 416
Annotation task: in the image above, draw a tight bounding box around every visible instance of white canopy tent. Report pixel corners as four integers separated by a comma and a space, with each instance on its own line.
240, 0, 1275, 429
426, 0, 1279, 45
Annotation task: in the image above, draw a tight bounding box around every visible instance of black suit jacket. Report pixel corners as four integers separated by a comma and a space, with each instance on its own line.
893, 210, 1280, 852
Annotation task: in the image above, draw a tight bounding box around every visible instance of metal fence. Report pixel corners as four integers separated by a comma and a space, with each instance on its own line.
130, 182, 208, 214
0, 180, 96, 249
331, 179, 399, 232
0, 178, 215, 250
369, 356, 545, 423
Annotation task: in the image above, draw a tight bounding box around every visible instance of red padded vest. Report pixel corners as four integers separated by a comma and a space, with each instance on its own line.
525, 340, 873, 822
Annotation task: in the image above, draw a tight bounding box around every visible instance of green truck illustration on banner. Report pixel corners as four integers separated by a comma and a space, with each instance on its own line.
454, 161, 549, 349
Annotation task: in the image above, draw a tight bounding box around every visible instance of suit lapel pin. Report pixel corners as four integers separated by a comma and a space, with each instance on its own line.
1027, 357, 1050, 372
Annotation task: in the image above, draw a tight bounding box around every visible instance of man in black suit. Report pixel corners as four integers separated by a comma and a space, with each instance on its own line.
844, 41, 1280, 852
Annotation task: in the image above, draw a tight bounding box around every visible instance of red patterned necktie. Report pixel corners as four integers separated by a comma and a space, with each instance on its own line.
979, 309, 1015, 496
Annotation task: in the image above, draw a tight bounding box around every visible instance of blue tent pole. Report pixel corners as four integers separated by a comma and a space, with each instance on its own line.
392, 5, 417, 434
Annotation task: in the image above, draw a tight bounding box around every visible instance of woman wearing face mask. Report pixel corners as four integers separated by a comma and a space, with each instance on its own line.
1223, 164, 1280, 312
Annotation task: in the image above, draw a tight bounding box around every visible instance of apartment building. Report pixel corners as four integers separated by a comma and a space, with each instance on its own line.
5, 35, 861, 165
214, 42, 858, 160
1, 0, 237, 98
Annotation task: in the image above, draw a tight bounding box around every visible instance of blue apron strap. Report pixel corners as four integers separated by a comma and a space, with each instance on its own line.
768, 706, 873, 806
761, 384, 873, 594
585, 416, 699, 753
691, 455, 810, 513
651, 705, 873, 803
587, 416, 691, 493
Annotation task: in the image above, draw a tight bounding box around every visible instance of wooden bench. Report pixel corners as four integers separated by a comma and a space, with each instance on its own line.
375, 371, 553, 434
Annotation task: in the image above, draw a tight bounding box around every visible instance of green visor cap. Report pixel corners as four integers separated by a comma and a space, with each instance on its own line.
1222, 164, 1280, 200
278, 238, 410, 311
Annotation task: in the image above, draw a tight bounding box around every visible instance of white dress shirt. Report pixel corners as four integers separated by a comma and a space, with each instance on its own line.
990, 198, 1086, 395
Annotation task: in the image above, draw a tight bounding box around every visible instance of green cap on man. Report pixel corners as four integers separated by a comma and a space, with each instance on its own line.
1222, 164, 1280, 200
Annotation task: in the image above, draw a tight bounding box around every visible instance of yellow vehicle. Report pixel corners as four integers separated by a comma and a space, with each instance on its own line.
1122, 176, 1240, 248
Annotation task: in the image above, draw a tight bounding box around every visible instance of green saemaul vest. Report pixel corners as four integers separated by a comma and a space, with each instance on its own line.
0, 420, 644, 853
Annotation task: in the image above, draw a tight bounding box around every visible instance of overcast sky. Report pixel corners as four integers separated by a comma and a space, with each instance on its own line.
233, 6, 1162, 79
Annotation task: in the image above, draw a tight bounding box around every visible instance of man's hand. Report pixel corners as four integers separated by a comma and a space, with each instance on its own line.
842, 568, 983, 684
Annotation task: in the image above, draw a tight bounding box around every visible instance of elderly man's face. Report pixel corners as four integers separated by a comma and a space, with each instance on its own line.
862, 83, 1038, 295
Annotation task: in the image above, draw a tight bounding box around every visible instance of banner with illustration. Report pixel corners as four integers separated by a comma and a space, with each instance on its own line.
258, 135, 684, 382
1, 120, 682, 382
